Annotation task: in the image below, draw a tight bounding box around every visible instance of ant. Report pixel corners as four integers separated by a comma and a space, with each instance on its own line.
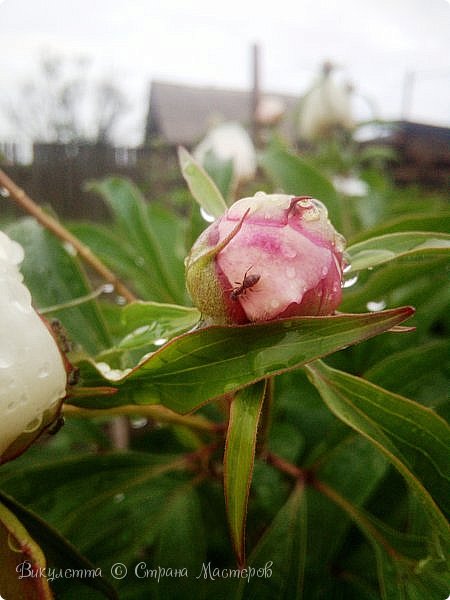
230, 267, 261, 301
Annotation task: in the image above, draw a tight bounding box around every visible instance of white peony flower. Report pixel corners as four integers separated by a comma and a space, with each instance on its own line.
0, 231, 67, 457
298, 63, 354, 142
194, 122, 257, 185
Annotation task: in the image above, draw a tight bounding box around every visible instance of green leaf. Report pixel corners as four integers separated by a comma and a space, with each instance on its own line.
313, 481, 449, 600
202, 149, 234, 200
154, 485, 206, 599
87, 177, 186, 304
0, 453, 189, 569
117, 301, 200, 351
0, 499, 53, 599
0, 491, 118, 599
178, 147, 228, 218
260, 139, 342, 231
69, 307, 415, 413
237, 483, 307, 599
224, 381, 266, 565
346, 231, 450, 273
6, 218, 112, 356
348, 212, 450, 244
306, 360, 450, 546
364, 340, 450, 409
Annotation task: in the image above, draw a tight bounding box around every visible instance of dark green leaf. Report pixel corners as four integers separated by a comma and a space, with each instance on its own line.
306, 361, 450, 545
0, 491, 117, 599
87, 177, 186, 304
0, 499, 53, 599
260, 139, 342, 231
7, 218, 112, 355
346, 231, 450, 273
224, 381, 266, 565
117, 301, 200, 350
237, 483, 307, 599
0, 453, 190, 570
69, 307, 415, 413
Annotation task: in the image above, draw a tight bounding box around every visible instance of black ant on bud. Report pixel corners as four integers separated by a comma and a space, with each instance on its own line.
230, 267, 261, 301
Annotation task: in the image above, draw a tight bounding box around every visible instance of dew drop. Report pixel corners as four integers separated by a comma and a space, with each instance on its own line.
113, 492, 125, 503
102, 283, 115, 294
135, 256, 145, 267
38, 362, 50, 378
342, 275, 359, 289
366, 300, 387, 312
270, 299, 280, 309
131, 417, 148, 429
153, 337, 168, 346
23, 415, 43, 433
0, 187, 10, 198
19, 392, 29, 406
63, 242, 77, 256
200, 207, 215, 223
302, 206, 320, 221
321, 266, 329, 278
283, 246, 297, 259
0, 355, 13, 369
6, 399, 18, 413
7, 533, 22, 553
115, 295, 126, 305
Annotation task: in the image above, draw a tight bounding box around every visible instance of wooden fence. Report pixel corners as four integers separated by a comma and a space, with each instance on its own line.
1, 142, 183, 221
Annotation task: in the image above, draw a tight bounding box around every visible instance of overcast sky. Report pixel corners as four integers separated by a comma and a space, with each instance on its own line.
0, 0, 449, 145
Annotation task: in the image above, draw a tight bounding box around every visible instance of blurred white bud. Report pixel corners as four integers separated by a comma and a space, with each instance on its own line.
0, 231, 67, 458
194, 122, 257, 185
332, 175, 369, 197
298, 62, 354, 142
255, 96, 286, 126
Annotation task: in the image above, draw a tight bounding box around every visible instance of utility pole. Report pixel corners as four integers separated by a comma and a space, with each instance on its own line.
250, 42, 261, 146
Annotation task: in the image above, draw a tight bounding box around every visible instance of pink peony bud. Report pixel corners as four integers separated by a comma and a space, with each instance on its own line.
185, 192, 346, 324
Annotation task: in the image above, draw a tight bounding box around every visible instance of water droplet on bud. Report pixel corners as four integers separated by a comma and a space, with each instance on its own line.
38, 362, 50, 378
285, 266, 296, 279
342, 275, 359, 289
23, 415, 43, 433
366, 300, 387, 312
200, 207, 215, 223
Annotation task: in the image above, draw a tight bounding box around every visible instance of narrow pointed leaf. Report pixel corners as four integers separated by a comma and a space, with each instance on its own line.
306, 360, 450, 545
178, 146, 228, 218
69, 307, 415, 413
314, 481, 450, 600
346, 231, 450, 273
0, 500, 53, 599
0, 491, 118, 600
224, 381, 266, 566
87, 177, 186, 303
237, 483, 307, 599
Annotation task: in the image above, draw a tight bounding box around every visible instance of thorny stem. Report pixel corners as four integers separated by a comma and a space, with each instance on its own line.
0, 168, 136, 303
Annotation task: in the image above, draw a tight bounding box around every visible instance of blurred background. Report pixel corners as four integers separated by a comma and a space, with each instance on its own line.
0, 0, 449, 218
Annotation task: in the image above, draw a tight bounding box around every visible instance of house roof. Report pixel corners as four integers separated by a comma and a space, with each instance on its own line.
144, 80, 300, 146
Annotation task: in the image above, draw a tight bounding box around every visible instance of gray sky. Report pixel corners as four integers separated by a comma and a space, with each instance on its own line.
0, 0, 449, 145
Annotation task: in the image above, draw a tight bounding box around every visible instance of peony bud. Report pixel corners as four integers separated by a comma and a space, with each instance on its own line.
0, 231, 67, 460
185, 192, 346, 324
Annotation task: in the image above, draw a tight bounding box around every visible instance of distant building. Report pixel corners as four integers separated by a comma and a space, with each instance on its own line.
144, 80, 300, 147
